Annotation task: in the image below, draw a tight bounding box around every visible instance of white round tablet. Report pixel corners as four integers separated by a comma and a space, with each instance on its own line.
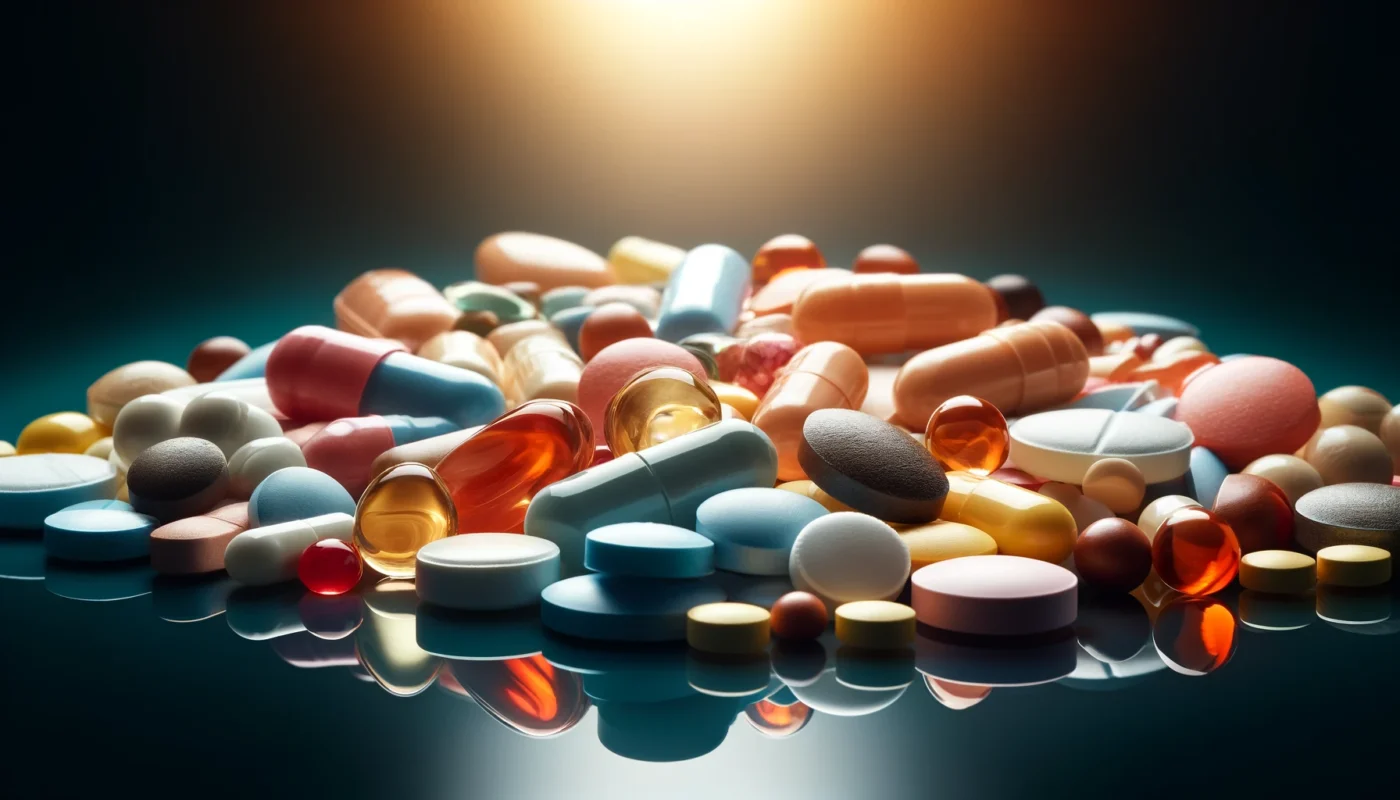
112, 394, 185, 469
788, 512, 910, 610
178, 393, 284, 459
416, 534, 561, 611
1009, 408, 1194, 484
228, 437, 306, 498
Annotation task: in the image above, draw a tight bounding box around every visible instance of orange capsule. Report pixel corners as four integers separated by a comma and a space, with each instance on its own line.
751, 234, 825, 285
748, 268, 848, 317
792, 274, 1000, 356
924, 396, 1009, 476
334, 269, 459, 352
578, 302, 653, 362
1109, 350, 1220, 396
751, 342, 868, 481
1151, 507, 1241, 596
434, 400, 594, 534
1153, 595, 1237, 676
852, 244, 919, 275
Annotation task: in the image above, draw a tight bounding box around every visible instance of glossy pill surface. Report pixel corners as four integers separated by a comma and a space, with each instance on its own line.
186, 336, 254, 383
1153, 596, 1236, 676
751, 342, 868, 481
1241, 454, 1324, 506
584, 523, 715, 579
415, 533, 560, 611
248, 466, 355, 527
752, 234, 824, 284
353, 462, 455, 577
769, 591, 830, 639
985, 274, 1045, 320
334, 269, 458, 351
800, 409, 950, 524
1315, 544, 1391, 587
224, 512, 354, 586
298, 539, 362, 595
655, 244, 751, 342
16, 412, 107, 456
940, 473, 1079, 563
1211, 473, 1293, 554
607, 236, 686, 285
1238, 550, 1315, 594
476, 232, 613, 290
436, 400, 594, 534
1151, 507, 1240, 595
923, 395, 1008, 476
1175, 356, 1319, 470
605, 367, 722, 457
578, 338, 708, 432
695, 487, 829, 575
1074, 518, 1152, 592
43, 506, 157, 562
792, 273, 999, 355
853, 244, 918, 275
417, 330, 504, 385
228, 437, 307, 498
899, 521, 998, 570
686, 603, 771, 655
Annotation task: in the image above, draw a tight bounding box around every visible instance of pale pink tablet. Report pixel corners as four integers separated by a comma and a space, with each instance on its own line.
911, 555, 1077, 636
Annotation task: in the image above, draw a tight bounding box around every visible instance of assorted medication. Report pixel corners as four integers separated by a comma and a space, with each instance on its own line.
7, 229, 1400, 762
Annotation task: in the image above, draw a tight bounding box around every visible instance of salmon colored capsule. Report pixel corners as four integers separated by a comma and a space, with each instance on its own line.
892, 321, 1089, 431
502, 331, 585, 406
475, 232, 614, 291
578, 302, 653, 362
939, 472, 1078, 563
752, 234, 825, 285
1109, 350, 1220, 396
434, 400, 594, 534
417, 330, 504, 386
334, 269, 459, 352
791, 274, 999, 356
751, 342, 868, 481
734, 313, 795, 339
853, 244, 919, 275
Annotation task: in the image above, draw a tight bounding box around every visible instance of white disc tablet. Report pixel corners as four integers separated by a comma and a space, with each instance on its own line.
788, 512, 910, 610
1009, 408, 1194, 484
416, 534, 561, 610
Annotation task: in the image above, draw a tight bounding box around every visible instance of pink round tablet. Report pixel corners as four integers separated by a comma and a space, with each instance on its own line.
1175, 356, 1318, 470
576, 338, 707, 431
911, 555, 1077, 636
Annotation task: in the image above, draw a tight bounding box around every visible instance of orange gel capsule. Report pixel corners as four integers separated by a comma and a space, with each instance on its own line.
745, 699, 813, 737
892, 321, 1089, 430
1109, 350, 1220, 396
434, 400, 594, 533
448, 656, 589, 737
792, 273, 1000, 356
1153, 596, 1237, 676
1151, 507, 1241, 596
924, 396, 1008, 476
334, 269, 459, 352
605, 367, 722, 456
353, 462, 456, 578
852, 244, 919, 275
752, 234, 825, 285
751, 342, 868, 481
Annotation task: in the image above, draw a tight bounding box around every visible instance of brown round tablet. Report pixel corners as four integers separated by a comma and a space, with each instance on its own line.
798, 408, 949, 524
186, 336, 252, 382
1074, 518, 1152, 593
1211, 474, 1293, 554
985, 275, 1046, 321
1030, 306, 1102, 356
852, 244, 919, 276
127, 437, 230, 523
149, 501, 250, 575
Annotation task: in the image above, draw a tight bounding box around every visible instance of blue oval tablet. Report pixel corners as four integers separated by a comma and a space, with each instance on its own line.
584, 523, 715, 578
248, 467, 355, 527
61, 499, 135, 513
1089, 312, 1200, 340
540, 574, 726, 642
695, 488, 828, 575
549, 305, 594, 353
0, 454, 120, 530
43, 507, 157, 562
1187, 446, 1230, 508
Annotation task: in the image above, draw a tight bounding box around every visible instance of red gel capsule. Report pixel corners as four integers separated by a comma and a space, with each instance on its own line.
298, 539, 362, 596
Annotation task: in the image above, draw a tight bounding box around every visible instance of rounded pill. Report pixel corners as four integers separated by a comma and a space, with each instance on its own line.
1009, 409, 1194, 484
1317, 386, 1391, 434
607, 236, 686, 285
1175, 356, 1319, 470
187, 337, 253, 383
579, 302, 653, 362
1074, 518, 1153, 593
584, 523, 715, 579
604, 367, 721, 457
416, 330, 504, 385
752, 234, 824, 285
1030, 306, 1103, 356
298, 539, 362, 595
899, 521, 998, 570
249, 466, 355, 528
1081, 457, 1147, 514
475, 232, 613, 290
834, 601, 916, 649
695, 488, 828, 575
540, 574, 726, 642
43, 507, 157, 562
800, 409, 949, 524
787, 512, 910, 609
1151, 507, 1240, 595
1241, 454, 1324, 506
1238, 550, 1316, 594
415, 533, 560, 610
1316, 544, 1391, 587
16, 412, 107, 456
984, 274, 1044, 320
1293, 483, 1400, 553
87, 361, 196, 428
111, 394, 187, 469
853, 244, 918, 276
1153, 596, 1236, 675
228, 437, 307, 498
910, 555, 1077, 636
941, 473, 1078, 563
686, 603, 771, 655
177, 393, 284, 459
578, 339, 707, 432
1303, 425, 1394, 485
751, 342, 868, 480
352, 462, 455, 577
710, 381, 758, 420
1381, 406, 1400, 473
148, 502, 250, 575
126, 437, 230, 523
1211, 473, 1293, 554
923, 395, 1008, 476
769, 591, 829, 639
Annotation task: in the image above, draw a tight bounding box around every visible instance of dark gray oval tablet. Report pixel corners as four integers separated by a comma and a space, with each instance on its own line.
127, 437, 230, 523
799, 409, 948, 524
1294, 482, 1400, 553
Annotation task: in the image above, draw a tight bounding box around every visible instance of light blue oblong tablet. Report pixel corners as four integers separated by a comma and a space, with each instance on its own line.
1089, 312, 1199, 340
540, 574, 726, 642
695, 488, 829, 575
0, 454, 120, 530
655, 244, 752, 342
584, 523, 715, 579
43, 507, 157, 562
549, 305, 594, 353
248, 467, 356, 527
1187, 446, 1230, 508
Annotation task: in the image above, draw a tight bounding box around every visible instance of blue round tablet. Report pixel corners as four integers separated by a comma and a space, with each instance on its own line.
248, 467, 355, 527
43, 507, 157, 562
62, 499, 135, 512
540, 574, 726, 642
0, 454, 119, 530
695, 488, 828, 575
584, 523, 715, 578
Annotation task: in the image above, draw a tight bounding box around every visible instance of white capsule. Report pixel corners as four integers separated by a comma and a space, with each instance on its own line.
224, 512, 354, 586
112, 394, 186, 469
178, 392, 284, 458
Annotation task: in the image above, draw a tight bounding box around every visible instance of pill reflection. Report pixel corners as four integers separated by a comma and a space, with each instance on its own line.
1152, 595, 1237, 676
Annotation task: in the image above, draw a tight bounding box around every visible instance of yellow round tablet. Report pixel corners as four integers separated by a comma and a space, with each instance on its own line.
686, 602, 771, 655
834, 601, 916, 649
899, 521, 997, 569
1316, 545, 1392, 587
1238, 550, 1316, 595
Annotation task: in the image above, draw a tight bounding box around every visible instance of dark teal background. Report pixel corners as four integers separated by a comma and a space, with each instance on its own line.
4, 2, 1399, 797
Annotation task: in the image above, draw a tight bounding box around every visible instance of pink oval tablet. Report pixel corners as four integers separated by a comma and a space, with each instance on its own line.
1175, 357, 1319, 470
911, 555, 1077, 636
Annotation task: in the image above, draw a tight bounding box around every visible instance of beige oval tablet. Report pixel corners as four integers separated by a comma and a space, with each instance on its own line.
1238, 550, 1316, 595
1316, 545, 1392, 587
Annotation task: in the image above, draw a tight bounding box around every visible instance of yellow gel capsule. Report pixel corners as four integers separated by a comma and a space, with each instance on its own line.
353, 463, 456, 578
607, 236, 686, 285
605, 367, 722, 457
938, 472, 1078, 563
16, 412, 108, 455
686, 602, 771, 655
1316, 544, 1391, 588
835, 600, 916, 649
1238, 550, 1316, 595
899, 521, 997, 570
776, 480, 856, 513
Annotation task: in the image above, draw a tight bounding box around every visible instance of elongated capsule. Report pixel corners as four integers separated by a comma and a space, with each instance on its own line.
792, 273, 1000, 355
939, 472, 1078, 563
607, 236, 687, 285
476, 232, 614, 290
751, 343, 868, 481
224, 512, 354, 587
416, 330, 504, 385
266, 326, 505, 428
503, 331, 584, 405
892, 321, 1088, 430
525, 420, 778, 575
655, 245, 753, 342
302, 415, 459, 498
334, 269, 459, 352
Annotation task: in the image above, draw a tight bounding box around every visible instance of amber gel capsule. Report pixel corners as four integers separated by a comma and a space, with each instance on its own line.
605, 367, 723, 456
791, 273, 1000, 355
353, 462, 456, 578
751, 342, 868, 481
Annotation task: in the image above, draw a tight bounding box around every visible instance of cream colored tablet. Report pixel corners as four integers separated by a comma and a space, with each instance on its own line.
1238, 550, 1316, 595
1081, 457, 1147, 514
1316, 545, 1391, 587
1241, 454, 1324, 507
835, 601, 916, 649
1009, 409, 1194, 484
686, 602, 771, 655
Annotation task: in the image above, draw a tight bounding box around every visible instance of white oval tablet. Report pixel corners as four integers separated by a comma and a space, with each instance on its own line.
228, 437, 306, 498
416, 534, 561, 611
112, 394, 186, 469
788, 512, 910, 610
1009, 408, 1194, 484
178, 393, 284, 459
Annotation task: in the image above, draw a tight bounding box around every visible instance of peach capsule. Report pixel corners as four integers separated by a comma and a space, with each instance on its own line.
750, 342, 868, 481
792, 273, 1000, 356
892, 321, 1089, 431
334, 269, 459, 352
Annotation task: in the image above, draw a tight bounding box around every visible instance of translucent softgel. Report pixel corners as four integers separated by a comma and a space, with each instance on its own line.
353, 463, 456, 577
605, 367, 722, 457
924, 396, 1009, 476
1151, 507, 1241, 595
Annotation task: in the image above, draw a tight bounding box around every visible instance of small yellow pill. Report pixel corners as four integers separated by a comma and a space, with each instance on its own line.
1238, 550, 1316, 595
16, 412, 108, 455
834, 600, 917, 649
0, 441, 14, 457
899, 521, 997, 570
1081, 457, 1147, 515
686, 602, 771, 655
710, 381, 759, 420
1316, 545, 1392, 587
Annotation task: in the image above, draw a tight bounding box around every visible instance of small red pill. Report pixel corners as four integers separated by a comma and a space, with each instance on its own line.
298, 539, 363, 596
770, 591, 829, 640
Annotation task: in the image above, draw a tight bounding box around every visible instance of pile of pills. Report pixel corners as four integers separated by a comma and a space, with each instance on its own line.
4, 231, 1400, 759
